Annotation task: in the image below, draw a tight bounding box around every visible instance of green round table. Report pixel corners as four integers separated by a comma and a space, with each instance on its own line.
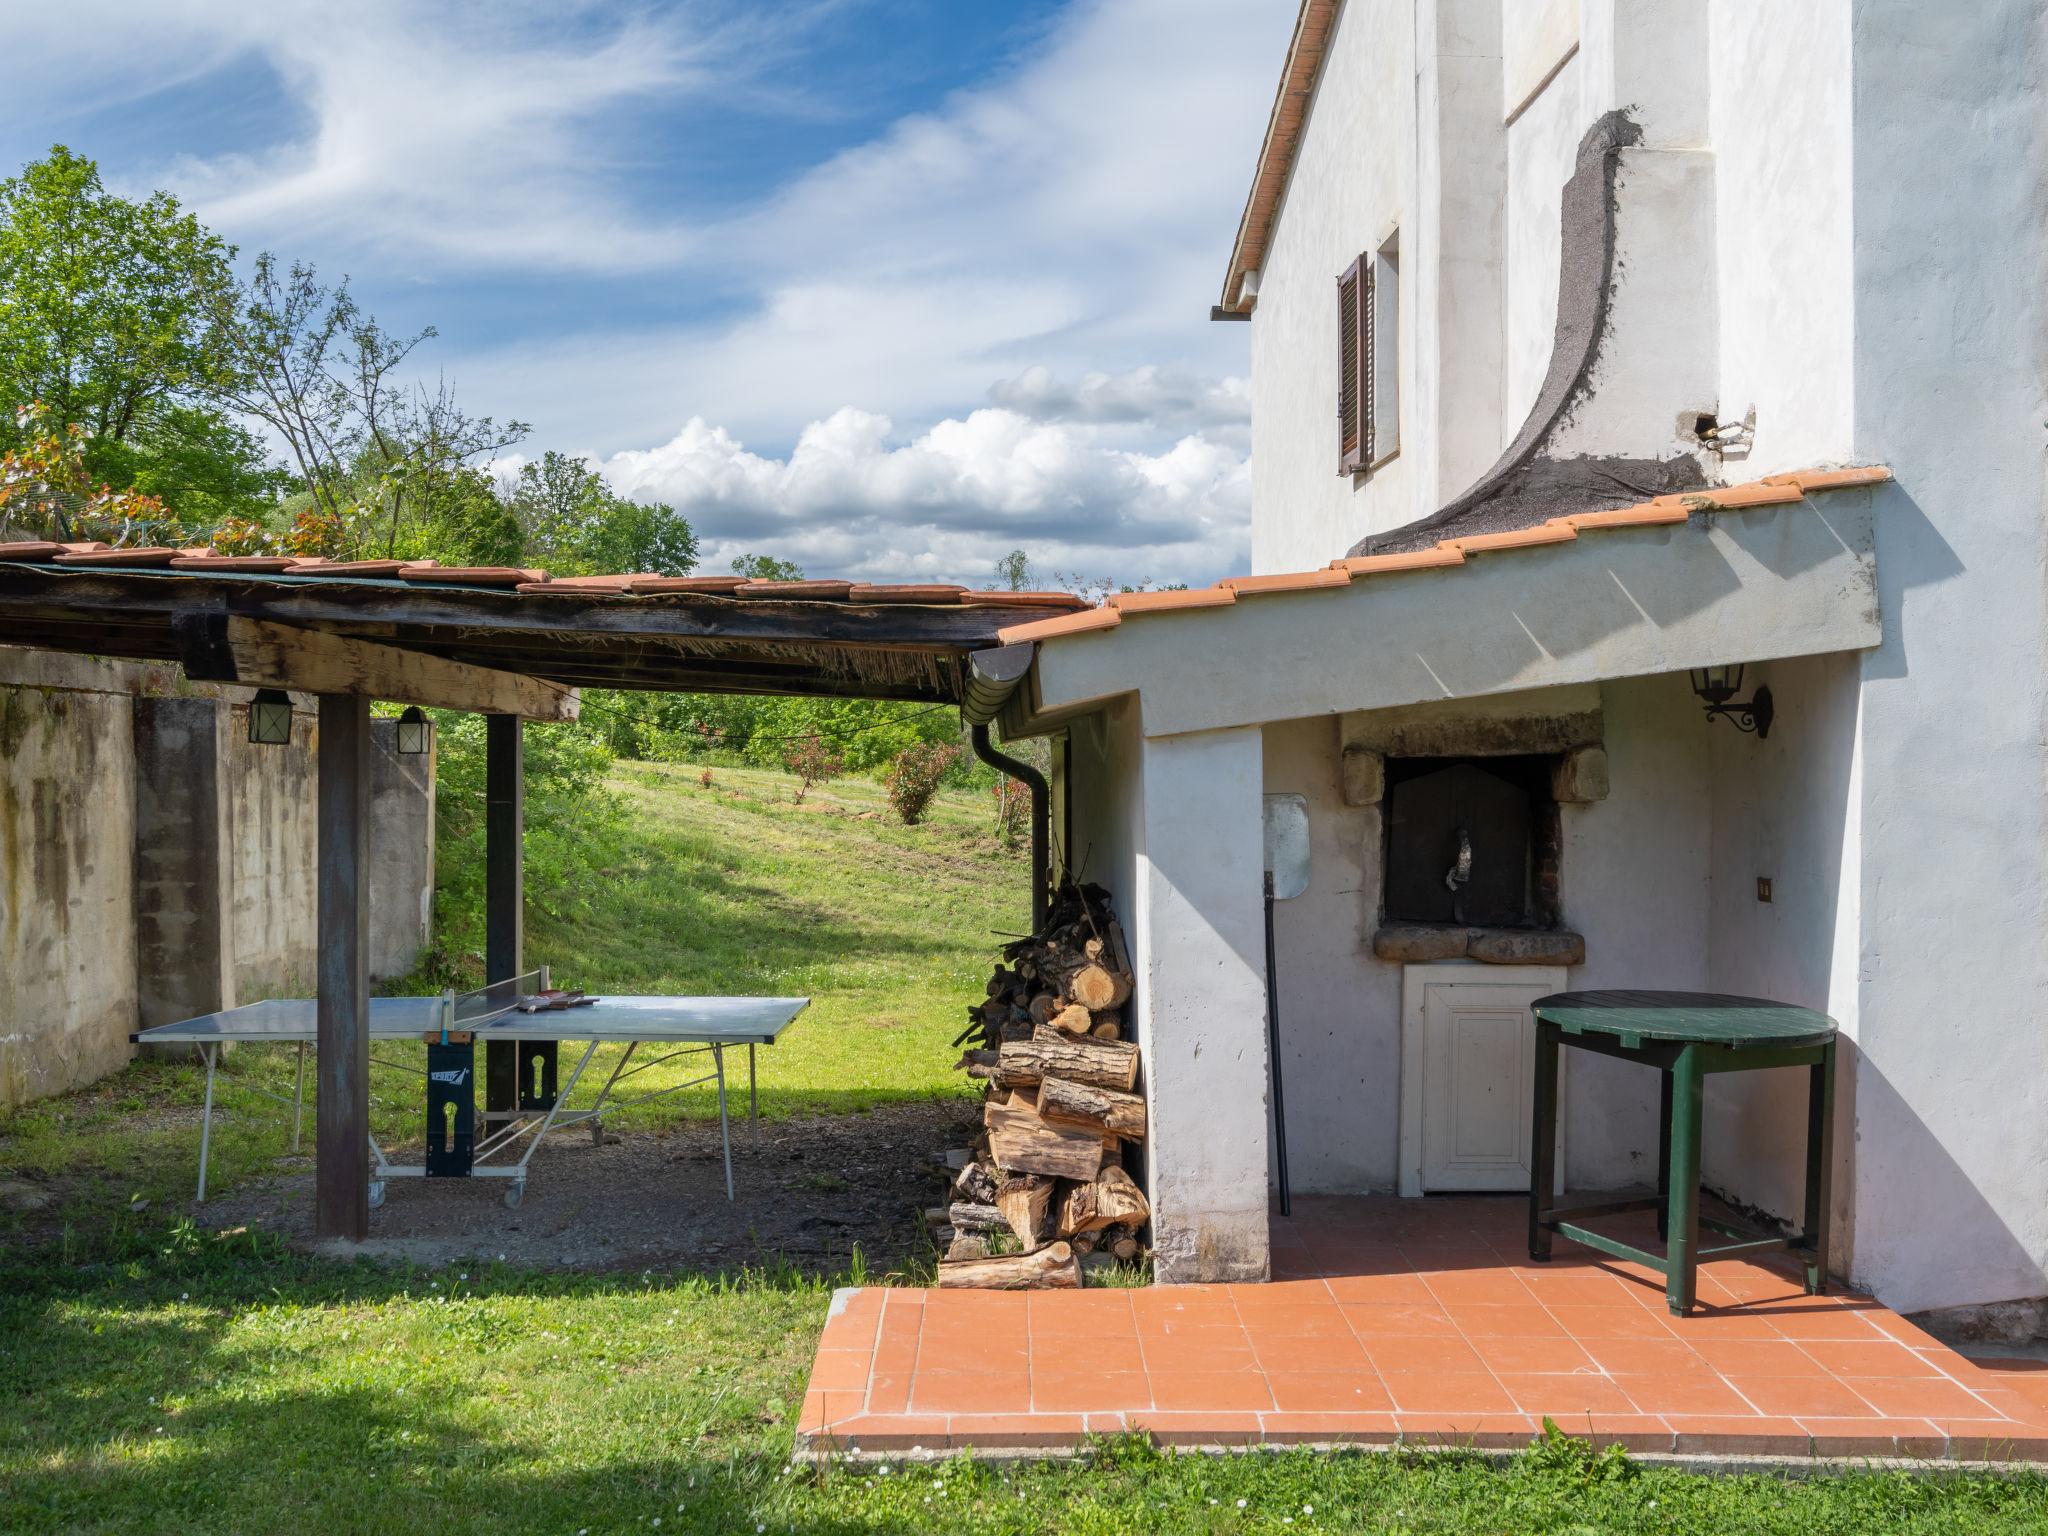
1527, 990, 1838, 1315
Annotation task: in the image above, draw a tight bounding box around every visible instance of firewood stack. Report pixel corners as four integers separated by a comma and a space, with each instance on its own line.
930, 882, 1151, 1289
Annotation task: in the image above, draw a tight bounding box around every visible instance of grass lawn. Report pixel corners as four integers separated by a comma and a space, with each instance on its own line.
5, 761, 2047, 1532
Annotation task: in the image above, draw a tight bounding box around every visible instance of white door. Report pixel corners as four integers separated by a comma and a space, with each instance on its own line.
1400, 965, 1566, 1196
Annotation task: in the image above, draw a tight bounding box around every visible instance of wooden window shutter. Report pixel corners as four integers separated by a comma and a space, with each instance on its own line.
1336, 256, 1363, 474
1360, 260, 1376, 468
1336, 253, 1372, 475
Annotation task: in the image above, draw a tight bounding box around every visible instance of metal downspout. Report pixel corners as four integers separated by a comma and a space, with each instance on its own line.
971, 722, 1049, 934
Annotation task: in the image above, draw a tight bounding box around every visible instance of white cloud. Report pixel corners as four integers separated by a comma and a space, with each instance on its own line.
2, 0, 729, 272
591, 405, 1249, 588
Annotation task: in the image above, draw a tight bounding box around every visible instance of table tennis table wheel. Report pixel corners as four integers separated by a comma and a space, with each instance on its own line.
368, 1180, 386, 1211
504, 1181, 525, 1210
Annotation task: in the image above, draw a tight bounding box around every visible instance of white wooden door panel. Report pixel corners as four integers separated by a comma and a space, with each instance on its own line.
1399, 964, 1566, 1197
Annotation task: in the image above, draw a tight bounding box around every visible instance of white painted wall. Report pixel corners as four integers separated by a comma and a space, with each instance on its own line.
1259, 677, 1711, 1195
1501, 51, 1583, 431
1839, 0, 2048, 1314
1707, 0, 1854, 473
1250, 0, 1416, 572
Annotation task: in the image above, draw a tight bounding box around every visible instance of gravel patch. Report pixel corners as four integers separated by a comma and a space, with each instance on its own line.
197, 1099, 976, 1275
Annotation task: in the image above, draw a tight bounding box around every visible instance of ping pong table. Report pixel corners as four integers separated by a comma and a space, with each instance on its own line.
131, 970, 808, 1210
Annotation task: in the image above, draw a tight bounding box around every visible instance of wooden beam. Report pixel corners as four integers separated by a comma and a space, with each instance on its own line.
316, 693, 371, 1242
176, 615, 579, 721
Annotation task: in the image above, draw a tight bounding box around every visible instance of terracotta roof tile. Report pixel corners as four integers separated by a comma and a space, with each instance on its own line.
1331, 547, 1468, 576
284, 558, 409, 576
624, 575, 749, 595
959, 590, 1091, 609
1553, 499, 1691, 531
1444, 524, 1580, 555
399, 563, 546, 586
1761, 466, 1894, 491
997, 605, 1124, 645
1108, 587, 1237, 614
513, 572, 651, 594
1683, 483, 1805, 510
733, 579, 855, 600
1219, 569, 1352, 595
169, 554, 303, 572
52, 546, 185, 567
847, 583, 969, 604
0, 540, 66, 559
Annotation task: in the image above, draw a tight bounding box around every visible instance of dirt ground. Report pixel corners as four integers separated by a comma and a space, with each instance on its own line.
196, 1099, 979, 1275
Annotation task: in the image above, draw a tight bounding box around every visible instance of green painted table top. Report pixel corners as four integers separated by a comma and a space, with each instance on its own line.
1531, 990, 1837, 1048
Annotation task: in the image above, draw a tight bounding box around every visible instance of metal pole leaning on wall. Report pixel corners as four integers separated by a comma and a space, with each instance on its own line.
316, 693, 372, 1241
970, 722, 1049, 934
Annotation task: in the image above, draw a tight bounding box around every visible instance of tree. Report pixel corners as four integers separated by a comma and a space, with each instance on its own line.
0, 146, 278, 519
0, 401, 167, 544
195, 253, 527, 559
994, 548, 1035, 591
732, 552, 805, 582
504, 450, 697, 576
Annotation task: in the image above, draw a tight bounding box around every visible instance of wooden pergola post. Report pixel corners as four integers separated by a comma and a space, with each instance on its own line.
484, 713, 525, 1121
315, 693, 371, 1241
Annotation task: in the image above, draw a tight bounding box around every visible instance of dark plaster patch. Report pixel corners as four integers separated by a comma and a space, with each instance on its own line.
1350, 110, 1706, 559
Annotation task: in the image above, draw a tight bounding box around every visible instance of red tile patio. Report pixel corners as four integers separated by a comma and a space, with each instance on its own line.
795, 1196, 2048, 1462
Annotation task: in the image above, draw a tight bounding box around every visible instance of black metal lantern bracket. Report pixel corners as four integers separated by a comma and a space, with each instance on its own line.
1690, 665, 1774, 739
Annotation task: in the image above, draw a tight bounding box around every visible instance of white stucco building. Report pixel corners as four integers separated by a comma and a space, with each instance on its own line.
975, 0, 2048, 1328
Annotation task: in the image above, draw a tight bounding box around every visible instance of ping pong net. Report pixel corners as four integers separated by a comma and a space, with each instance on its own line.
446, 969, 549, 1032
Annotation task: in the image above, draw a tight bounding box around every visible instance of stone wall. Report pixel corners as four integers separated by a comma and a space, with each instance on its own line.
0, 648, 435, 1108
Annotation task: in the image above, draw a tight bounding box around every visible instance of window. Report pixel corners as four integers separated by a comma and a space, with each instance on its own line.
1335, 229, 1398, 476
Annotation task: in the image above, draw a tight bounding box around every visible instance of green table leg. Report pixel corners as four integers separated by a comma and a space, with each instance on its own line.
1664, 1044, 1704, 1315
1656, 1066, 1673, 1242
1528, 1018, 1559, 1262
1802, 1039, 1836, 1295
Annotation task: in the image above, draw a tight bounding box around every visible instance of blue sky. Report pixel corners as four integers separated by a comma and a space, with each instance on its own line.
0, 0, 1291, 585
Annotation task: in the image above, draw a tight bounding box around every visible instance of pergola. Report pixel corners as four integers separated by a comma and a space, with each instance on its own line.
0, 548, 1067, 1238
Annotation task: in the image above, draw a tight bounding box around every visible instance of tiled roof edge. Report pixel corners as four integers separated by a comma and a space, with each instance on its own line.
1018, 468, 1889, 649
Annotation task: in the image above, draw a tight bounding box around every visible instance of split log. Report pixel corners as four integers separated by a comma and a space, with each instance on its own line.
1027, 993, 1060, 1026
1058, 1166, 1151, 1237
951, 1160, 997, 1205
937, 1240, 1082, 1290
996, 1174, 1055, 1252
1068, 1229, 1099, 1255
1090, 1020, 1122, 1041
945, 1233, 990, 1263
1037, 1077, 1147, 1141
1109, 1231, 1141, 1262
1050, 1004, 1094, 1035
985, 1097, 1107, 1180
998, 1034, 1140, 1093
1063, 962, 1131, 1012
947, 1202, 1005, 1232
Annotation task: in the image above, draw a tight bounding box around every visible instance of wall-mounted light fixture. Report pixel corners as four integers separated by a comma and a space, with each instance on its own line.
248, 688, 294, 746
1690, 664, 1774, 739
395, 705, 432, 756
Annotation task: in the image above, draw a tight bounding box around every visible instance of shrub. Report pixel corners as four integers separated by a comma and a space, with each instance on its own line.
884, 742, 960, 825
993, 775, 1030, 850
781, 731, 844, 804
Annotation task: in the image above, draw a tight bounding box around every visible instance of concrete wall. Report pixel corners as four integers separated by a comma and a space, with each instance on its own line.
0, 665, 139, 1105
0, 650, 436, 1108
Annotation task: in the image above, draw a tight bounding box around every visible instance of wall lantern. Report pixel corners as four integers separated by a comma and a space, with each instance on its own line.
248, 688, 294, 746
395, 705, 432, 756
1690, 664, 1774, 739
